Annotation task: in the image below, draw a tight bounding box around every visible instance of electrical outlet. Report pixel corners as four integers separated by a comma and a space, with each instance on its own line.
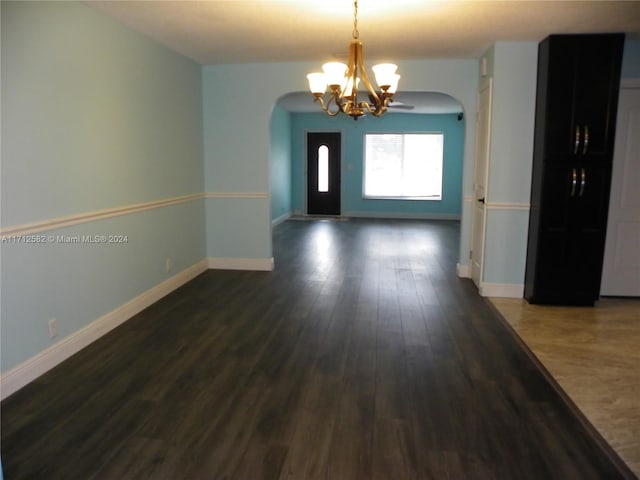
48, 318, 57, 338
165, 257, 173, 272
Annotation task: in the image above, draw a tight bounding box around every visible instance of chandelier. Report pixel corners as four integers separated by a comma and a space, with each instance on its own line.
306, 0, 400, 120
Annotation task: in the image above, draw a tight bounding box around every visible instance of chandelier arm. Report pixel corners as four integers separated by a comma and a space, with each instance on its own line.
331, 92, 347, 115
357, 100, 376, 114
372, 99, 389, 117
314, 95, 342, 117
358, 94, 391, 117
378, 95, 393, 115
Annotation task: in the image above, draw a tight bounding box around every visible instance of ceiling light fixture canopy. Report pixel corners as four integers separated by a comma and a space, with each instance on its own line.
306, 0, 400, 120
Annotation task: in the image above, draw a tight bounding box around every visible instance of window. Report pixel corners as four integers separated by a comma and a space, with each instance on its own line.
364, 133, 443, 200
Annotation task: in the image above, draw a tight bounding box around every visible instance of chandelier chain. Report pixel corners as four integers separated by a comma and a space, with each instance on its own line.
352, 0, 359, 39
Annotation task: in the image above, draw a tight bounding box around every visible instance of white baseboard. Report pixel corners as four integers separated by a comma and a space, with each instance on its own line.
345, 211, 461, 220
272, 213, 291, 227
479, 282, 524, 298
208, 257, 275, 271
0, 259, 209, 400
457, 263, 471, 278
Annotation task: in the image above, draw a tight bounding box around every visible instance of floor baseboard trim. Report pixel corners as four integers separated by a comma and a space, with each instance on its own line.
480, 282, 524, 298
272, 213, 291, 227
457, 263, 472, 278
0, 259, 209, 400
208, 257, 275, 271
345, 211, 461, 220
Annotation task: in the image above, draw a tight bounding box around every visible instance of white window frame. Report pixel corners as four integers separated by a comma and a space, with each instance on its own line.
363, 132, 444, 201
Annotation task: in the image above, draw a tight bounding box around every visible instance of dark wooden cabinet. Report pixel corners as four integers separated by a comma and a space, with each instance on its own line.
524, 34, 624, 305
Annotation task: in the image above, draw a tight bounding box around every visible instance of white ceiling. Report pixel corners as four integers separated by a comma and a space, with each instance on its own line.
88, 0, 640, 64
86, 0, 640, 113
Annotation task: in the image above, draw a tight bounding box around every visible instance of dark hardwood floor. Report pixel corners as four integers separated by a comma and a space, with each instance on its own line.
1, 218, 635, 479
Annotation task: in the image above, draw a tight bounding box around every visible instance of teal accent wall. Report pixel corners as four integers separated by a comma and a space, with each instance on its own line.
290, 112, 464, 218
1, 1, 205, 372
270, 105, 292, 223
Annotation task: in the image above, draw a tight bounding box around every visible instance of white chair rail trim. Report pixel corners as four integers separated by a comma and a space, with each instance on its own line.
1, 192, 271, 237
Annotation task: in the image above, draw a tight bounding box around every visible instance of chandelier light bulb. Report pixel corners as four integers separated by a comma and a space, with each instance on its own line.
372, 63, 398, 89
322, 62, 349, 88
388, 74, 401, 94
307, 73, 327, 95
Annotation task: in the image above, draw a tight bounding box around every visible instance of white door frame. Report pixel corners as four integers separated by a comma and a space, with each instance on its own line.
471, 78, 493, 289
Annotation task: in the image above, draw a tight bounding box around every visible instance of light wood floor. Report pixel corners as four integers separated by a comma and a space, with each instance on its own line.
491, 297, 640, 477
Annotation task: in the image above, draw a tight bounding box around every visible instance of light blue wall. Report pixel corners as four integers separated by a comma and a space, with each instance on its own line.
202, 59, 478, 264
270, 106, 293, 222
290, 112, 464, 218
1, 1, 205, 372
488, 43, 538, 204
202, 64, 275, 261
478, 42, 539, 287
2, 2, 204, 225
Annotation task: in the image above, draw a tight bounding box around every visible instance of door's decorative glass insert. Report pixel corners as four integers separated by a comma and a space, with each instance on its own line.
318, 145, 329, 192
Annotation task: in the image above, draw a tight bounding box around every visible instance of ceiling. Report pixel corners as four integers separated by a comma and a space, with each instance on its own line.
88, 0, 640, 64
87, 0, 640, 113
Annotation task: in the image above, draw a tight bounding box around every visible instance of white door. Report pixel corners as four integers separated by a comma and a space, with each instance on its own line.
471, 79, 492, 288
601, 85, 640, 296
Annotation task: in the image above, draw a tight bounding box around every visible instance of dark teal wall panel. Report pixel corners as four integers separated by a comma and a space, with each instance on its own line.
291, 112, 464, 218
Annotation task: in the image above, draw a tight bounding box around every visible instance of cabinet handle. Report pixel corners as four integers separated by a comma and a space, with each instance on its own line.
582, 125, 589, 155
574, 125, 581, 155
571, 168, 577, 197
579, 168, 586, 197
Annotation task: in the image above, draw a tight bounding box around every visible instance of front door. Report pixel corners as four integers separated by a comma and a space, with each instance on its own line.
307, 132, 341, 216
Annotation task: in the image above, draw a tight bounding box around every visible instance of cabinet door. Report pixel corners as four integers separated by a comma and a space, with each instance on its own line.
534, 166, 575, 295
533, 164, 611, 304
573, 35, 624, 160
571, 163, 613, 299
543, 34, 624, 161
544, 38, 579, 158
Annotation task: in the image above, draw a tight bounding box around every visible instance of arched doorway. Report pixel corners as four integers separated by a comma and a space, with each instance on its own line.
271, 90, 465, 223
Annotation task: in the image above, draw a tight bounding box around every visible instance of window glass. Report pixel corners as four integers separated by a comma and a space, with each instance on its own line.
364, 133, 443, 200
